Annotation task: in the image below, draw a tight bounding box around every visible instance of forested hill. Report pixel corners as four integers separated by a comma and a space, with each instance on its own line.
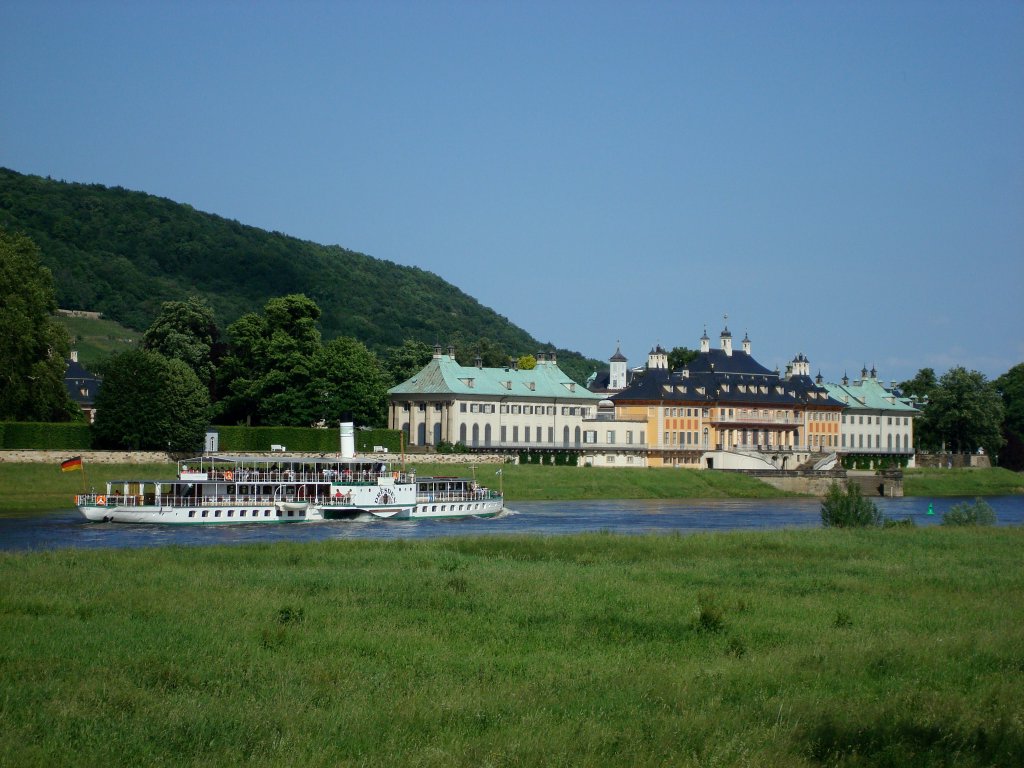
0, 167, 599, 382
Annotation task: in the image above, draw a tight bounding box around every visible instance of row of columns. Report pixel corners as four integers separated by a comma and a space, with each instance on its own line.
390, 401, 456, 446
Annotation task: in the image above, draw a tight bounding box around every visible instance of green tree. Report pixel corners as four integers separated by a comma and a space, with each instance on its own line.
142, 296, 219, 390
384, 339, 434, 386
898, 367, 938, 401
820, 481, 882, 528
92, 349, 209, 450
305, 337, 390, 427
941, 498, 997, 526
994, 364, 1024, 470
669, 346, 700, 370
455, 336, 508, 368
928, 367, 1004, 456
214, 312, 268, 424
517, 354, 537, 370
215, 294, 332, 426
0, 228, 79, 421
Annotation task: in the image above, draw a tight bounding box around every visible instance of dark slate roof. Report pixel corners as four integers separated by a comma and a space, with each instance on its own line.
609, 346, 627, 362
610, 349, 843, 409
685, 349, 775, 376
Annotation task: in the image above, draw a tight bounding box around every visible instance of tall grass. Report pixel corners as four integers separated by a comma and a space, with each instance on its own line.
1, 528, 1021, 766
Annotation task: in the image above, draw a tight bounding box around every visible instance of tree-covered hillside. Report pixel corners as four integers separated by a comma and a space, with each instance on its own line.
0, 168, 599, 383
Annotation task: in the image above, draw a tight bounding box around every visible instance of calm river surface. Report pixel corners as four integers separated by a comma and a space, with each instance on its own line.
2, 496, 1023, 552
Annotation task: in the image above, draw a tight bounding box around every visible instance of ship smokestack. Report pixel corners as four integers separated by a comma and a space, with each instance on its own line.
340, 422, 356, 459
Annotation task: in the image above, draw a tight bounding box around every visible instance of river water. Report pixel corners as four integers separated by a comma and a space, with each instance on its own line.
2, 496, 1022, 552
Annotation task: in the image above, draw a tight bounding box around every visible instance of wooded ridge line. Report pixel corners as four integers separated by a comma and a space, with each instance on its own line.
0, 167, 599, 384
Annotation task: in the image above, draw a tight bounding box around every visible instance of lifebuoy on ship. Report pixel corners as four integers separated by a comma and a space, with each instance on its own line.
224, 470, 233, 481
96, 495, 107, 506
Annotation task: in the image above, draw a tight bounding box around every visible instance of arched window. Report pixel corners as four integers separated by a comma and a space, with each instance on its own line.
484, 424, 492, 447
472, 423, 480, 447
563, 425, 570, 447
417, 423, 426, 445
432, 423, 442, 445
459, 423, 467, 444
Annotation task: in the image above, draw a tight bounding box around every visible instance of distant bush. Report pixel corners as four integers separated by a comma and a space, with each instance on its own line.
821, 481, 882, 528
941, 498, 997, 526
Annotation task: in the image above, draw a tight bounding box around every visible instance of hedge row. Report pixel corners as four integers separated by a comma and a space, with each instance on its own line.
0, 422, 92, 449
213, 426, 403, 453
0, 422, 403, 454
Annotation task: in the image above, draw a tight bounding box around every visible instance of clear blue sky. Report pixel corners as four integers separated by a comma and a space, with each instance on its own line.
3, 1, 1022, 384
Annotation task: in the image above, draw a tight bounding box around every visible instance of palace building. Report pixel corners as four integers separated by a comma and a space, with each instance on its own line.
388, 344, 606, 451
609, 326, 845, 470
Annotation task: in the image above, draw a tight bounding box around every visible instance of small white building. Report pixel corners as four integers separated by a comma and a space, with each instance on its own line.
825, 366, 919, 468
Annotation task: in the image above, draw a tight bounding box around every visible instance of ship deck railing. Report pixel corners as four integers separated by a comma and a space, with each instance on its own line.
187, 470, 414, 484
416, 489, 502, 503
77, 493, 356, 508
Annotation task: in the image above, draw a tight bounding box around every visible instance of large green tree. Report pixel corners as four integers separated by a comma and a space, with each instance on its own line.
994, 363, 1024, 470
142, 296, 219, 391
0, 228, 79, 421
899, 367, 941, 450
898, 367, 939, 402
926, 367, 1005, 456
384, 339, 434, 386
216, 294, 347, 426
92, 349, 210, 450
304, 337, 390, 427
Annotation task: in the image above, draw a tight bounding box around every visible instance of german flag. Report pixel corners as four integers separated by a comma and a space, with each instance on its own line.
60, 456, 83, 472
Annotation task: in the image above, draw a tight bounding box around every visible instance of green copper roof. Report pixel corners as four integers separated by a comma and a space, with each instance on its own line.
824, 376, 919, 413
389, 355, 603, 400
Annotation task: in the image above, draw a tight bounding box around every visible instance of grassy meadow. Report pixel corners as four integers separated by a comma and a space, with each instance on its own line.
1, 528, 1022, 766
0, 462, 177, 515
55, 314, 140, 368
903, 466, 1024, 497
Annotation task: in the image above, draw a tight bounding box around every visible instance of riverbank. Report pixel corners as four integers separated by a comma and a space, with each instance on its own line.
2, 461, 1021, 516
1, 528, 1020, 766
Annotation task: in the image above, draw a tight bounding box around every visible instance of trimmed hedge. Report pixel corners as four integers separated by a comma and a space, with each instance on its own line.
0, 422, 92, 450
212, 426, 403, 453
0, 422, 404, 454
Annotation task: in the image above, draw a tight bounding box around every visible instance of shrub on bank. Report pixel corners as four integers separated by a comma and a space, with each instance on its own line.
942, 498, 997, 526
821, 481, 882, 528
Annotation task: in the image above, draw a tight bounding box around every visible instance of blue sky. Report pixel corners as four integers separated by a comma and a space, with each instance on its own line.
3, 1, 1022, 384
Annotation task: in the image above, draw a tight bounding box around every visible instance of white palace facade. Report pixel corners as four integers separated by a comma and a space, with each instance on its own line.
388, 345, 647, 464
387, 329, 919, 471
